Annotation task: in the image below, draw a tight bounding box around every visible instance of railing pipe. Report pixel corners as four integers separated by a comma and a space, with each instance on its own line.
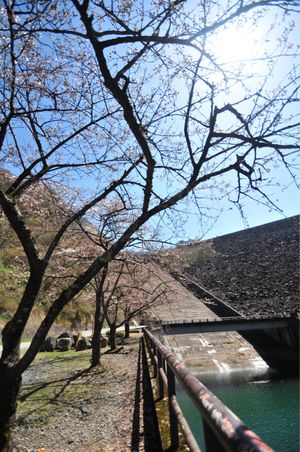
159, 366, 168, 388
145, 329, 273, 452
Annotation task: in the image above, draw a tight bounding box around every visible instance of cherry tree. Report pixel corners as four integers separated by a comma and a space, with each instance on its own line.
98, 258, 168, 353
89, 255, 170, 366
0, 0, 299, 448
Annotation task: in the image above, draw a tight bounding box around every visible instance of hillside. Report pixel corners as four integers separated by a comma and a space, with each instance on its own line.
0, 169, 99, 334
156, 215, 299, 317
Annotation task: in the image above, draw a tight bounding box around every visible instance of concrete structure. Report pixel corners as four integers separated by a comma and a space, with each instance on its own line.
159, 316, 290, 334
151, 273, 269, 382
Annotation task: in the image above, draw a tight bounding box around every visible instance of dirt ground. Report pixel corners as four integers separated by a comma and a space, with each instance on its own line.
13, 335, 143, 452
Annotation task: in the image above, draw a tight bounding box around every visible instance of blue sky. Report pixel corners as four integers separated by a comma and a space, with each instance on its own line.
198, 182, 299, 240
198, 8, 299, 240
149, 4, 300, 243
152, 170, 299, 243
1, 1, 299, 246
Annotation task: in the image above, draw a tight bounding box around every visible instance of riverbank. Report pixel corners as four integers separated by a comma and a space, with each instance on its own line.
13, 335, 142, 452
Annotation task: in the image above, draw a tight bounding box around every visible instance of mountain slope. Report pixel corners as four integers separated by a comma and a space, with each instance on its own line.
156, 215, 299, 316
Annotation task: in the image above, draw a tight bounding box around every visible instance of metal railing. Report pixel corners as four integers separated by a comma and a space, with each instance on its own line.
143, 328, 273, 452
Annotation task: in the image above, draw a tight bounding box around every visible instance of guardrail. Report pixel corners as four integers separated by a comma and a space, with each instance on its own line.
143, 328, 273, 452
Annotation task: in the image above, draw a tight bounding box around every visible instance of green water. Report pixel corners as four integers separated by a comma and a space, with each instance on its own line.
176, 378, 299, 451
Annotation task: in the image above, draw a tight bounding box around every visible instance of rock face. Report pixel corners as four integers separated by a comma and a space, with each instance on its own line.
75, 337, 91, 351
40, 336, 57, 352
57, 337, 73, 351
40, 331, 97, 352
171, 216, 299, 317
57, 332, 72, 340
100, 336, 108, 348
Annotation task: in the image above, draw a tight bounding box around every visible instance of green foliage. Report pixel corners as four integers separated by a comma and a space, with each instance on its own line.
57, 297, 93, 329
0, 261, 27, 315
157, 240, 217, 273
0, 213, 29, 315
105, 330, 124, 338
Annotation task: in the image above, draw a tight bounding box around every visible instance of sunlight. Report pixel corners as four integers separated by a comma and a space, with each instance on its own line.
207, 22, 263, 66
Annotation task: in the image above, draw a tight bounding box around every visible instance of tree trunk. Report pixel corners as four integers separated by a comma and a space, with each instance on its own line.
124, 321, 130, 339
0, 372, 22, 452
109, 323, 117, 351
91, 296, 103, 367
91, 266, 108, 367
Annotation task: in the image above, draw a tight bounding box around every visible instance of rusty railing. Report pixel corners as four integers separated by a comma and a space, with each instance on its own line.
143, 328, 273, 452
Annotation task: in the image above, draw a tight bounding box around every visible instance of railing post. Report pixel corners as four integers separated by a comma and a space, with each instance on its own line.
203, 419, 223, 452
143, 332, 151, 356
167, 364, 179, 450
157, 350, 164, 400
144, 333, 157, 378
141, 335, 163, 451
152, 344, 158, 378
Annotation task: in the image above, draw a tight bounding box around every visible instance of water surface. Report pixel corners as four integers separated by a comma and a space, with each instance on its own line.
176, 377, 299, 451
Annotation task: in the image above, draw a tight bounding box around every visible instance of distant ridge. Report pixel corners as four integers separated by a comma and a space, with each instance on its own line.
209, 214, 300, 241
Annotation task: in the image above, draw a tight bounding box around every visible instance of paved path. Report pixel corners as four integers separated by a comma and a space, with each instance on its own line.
152, 269, 269, 381
0, 341, 31, 355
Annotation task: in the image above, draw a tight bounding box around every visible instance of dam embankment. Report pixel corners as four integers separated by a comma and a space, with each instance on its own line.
149, 267, 299, 376
165, 215, 299, 318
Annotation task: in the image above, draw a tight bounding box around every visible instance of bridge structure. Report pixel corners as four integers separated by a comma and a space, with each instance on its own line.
150, 312, 299, 373
149, 269, 299, 375
154, 314, 292, 334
